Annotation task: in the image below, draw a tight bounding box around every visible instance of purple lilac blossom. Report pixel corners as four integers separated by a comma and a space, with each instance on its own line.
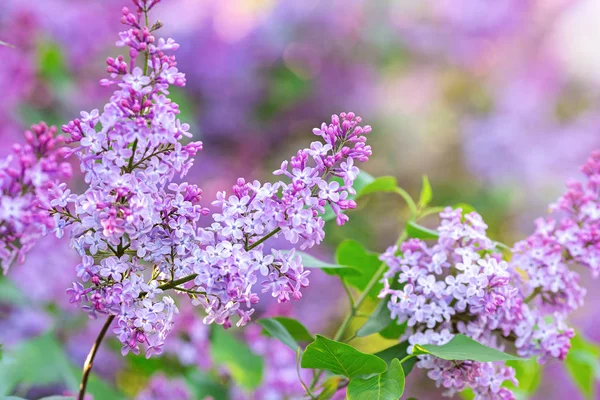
0, 122, 72, 274
53, 0, 372, 358
380, 208, 519, 399
135, 373, 191, 400
380, 151, 600, 399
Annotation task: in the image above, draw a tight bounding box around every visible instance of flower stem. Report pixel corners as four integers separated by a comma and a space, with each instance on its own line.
78, 314, 115, 400
309, 230, 407, 390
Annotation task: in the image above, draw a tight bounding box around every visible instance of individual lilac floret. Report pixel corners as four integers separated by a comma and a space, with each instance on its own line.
54, 0, 372, 358
0, 122, 71, 274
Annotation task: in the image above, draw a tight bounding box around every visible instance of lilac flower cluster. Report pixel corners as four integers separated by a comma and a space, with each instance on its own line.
510, 151, 600, 361
0, 122, 71, 274
380, 208, 520, 399
53, 0, 371, 358
381, 158, 600, 399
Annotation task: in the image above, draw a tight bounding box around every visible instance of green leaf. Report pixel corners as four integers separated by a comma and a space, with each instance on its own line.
297, 251, 360, 276
335, 240, 383, 298
354, 176, 418, 218
4, 398, 74, 400
356, 276, 405, 338
322, 171, 374, 222
418, 175, 433, 208
454, 203, 477, 215
318, 376, 343, 400
347, 358, 405, 400
356, 299, 394, 337
504, 358, 541, 396
374, 341, 415, 376
39, 397, 76, 400
266, 317, 314, 343
413, 334, 524, 362
186, 370, 229, 400
378, 322, 408, 340
258, 318, 302, 351
0, 333, 78, 395
37, 41, 69, 87
405, 221, 439, 240
356, 176, 399, 198
301, 335, 387, 379
565, 332, 600, 399
211, 328, 264, 390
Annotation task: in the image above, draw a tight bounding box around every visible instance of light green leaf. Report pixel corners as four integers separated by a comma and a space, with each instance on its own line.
413, 334, 524, 362
0, 333, 78, 395
186, 370, 229, 400
504, 358, 541, 396
301, 335, 387, 379
405, 221, 439, 240
565, 332, 600, 399
258, 318, 303, 351
356, 176, 399, 198
354, 176, 418, 218
317, 376, 343, 400
418, 175, 433, 208
211, 328, 264, 390
347, 358, 405, 400
297, 251, 360, 276
374, 341, 415, 375
454, 203, 477, 215
335, 240, 382, 298
266, 317, 314, 343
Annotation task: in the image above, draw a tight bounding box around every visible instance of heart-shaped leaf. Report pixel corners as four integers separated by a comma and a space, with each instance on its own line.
412, 334, 524, 362
301, 335, 387, 379
347, 358, 405, 400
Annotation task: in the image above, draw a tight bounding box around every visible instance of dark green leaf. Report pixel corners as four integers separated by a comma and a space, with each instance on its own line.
378, 322, 407, 340
347, 358, 405, 400
211, 328, 264, 390
565, 332, 600, 399
374, 341, 415, 375
301, 335, 387, 379
405, 221, 439, 240
356, 275, 405, 338
297, 251, 360, 276
335, 240, 382, 298
418, 175, 432, 208
412, 334, 524, 362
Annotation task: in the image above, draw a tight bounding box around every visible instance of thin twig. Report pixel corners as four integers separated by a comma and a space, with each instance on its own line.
78, 315, 115, 400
